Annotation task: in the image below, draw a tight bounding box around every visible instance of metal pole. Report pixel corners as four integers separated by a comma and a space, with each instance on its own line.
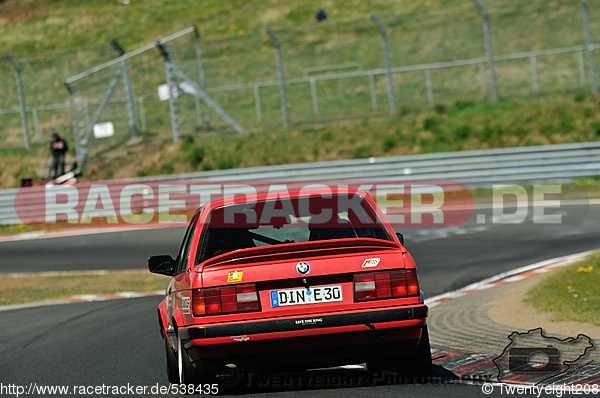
111, 39, 139, 139
310, 78, 319, 115
123, 60, 139, 138
371, 14, 397, 114
81, 64, 126, 144
6, 53, 30, 149
193, 26, 211, 127
582, 0, 598, 94
530, 55, 538, 92
472, 0, 498, 102
266, 27, 289, 128
65, 84, 81, 157
157, 44, 180, 144
253, 84, 263, 122
167, 61, 245, 134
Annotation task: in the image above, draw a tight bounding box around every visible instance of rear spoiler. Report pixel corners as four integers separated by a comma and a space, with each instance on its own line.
199, 238, 401, 269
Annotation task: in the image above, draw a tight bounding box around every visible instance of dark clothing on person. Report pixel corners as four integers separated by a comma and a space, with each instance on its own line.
48, 132, 68, 179
316, 8, 328, 21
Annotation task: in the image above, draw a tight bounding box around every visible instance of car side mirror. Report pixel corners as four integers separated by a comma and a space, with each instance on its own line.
148, 255, 176, 276
395, 232, 404, 246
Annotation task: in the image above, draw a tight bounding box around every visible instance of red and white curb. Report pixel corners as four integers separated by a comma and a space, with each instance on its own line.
1, 249, 597, 312
0, 290, 164, 312
425, 249, 598, 308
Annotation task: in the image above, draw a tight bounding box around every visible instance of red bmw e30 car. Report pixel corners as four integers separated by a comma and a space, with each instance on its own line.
149, 188, 431, 385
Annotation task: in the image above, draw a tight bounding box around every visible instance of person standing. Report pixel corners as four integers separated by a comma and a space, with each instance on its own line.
48, 131, 68, 179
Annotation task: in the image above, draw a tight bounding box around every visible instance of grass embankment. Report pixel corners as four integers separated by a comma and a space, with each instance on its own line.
0, 270, 168, 306
524, 252, 600, 327
3, 94, 600, 187
1, 1, 599, 188
40, 95, 600, 184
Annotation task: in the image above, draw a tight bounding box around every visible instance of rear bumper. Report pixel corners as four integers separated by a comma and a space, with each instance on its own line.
179, 305, 427, 340
179, 305, 428, 367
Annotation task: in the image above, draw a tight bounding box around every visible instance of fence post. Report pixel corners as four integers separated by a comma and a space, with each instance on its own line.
267, 27, 289, 128
64, 83, 81, 157
472, 0, 498, 102
6, 53, 30, 150
111, 39, 140, 139
581, 0, 598, 94
157, 43, 180, 144
371, 14, 397, 114
193, 26, 211, 128
80, 64, 126, 144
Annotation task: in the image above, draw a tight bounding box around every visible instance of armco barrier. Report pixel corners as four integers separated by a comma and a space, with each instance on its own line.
1, 141, 599, 225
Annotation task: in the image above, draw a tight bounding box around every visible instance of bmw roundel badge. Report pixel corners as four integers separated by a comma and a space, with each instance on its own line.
296, 261, 310, 275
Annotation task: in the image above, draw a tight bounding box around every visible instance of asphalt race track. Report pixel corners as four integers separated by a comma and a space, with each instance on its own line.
0, 201, 599, 397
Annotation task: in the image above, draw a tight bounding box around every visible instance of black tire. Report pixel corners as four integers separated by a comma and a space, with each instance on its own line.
177, 335, 218, 389
395, 325, 432, 377
177, 335, 202, 385
164, 336, 179, 384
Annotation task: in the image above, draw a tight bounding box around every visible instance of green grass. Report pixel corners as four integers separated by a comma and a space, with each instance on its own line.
88, 94, 600, 183
0, 270, 168, 306
1, 0, 600, 187
2, 93, 599, 189
524, 252, 600, 327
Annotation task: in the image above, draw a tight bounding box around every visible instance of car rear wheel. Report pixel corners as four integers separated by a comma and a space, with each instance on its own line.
395, 325, 432, 376
177, 335, 201, 385
177, 334, 219, 388
164, 336, 178, 384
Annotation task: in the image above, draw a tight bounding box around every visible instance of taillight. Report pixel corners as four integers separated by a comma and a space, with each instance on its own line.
192, 284, 261, 316
354, 270, 419, 302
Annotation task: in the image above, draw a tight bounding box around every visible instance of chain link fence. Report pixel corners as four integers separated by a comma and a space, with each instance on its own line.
64, 27, 246, 157
2, 0, 600, 152
0, 44, 115, 149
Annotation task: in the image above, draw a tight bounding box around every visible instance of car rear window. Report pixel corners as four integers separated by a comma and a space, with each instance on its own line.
197, 192, 393, 262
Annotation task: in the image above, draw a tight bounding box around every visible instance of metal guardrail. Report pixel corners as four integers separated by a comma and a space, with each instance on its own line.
1, 141, 599, 225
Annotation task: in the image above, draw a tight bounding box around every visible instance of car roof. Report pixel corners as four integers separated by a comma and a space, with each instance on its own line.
200, 187, 372, 214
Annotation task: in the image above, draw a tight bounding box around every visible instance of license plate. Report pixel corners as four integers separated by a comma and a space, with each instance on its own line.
270, 285, 343, 307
